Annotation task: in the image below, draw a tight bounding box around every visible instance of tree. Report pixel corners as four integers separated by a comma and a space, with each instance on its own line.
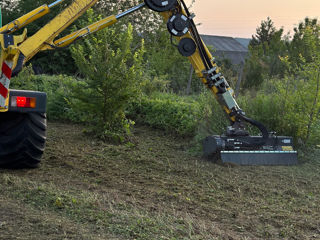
250, 18, 278, 49
244, 17, 287, 89
242, 47, 267, 89
289, 17, 320, 65
71, 10, 145, 141
143, 25, 195, 93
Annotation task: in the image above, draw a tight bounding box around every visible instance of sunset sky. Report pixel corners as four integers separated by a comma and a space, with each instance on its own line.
184, 0, 320, 38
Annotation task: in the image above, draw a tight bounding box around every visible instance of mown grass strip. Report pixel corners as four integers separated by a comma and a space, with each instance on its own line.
0, 174, 212, 240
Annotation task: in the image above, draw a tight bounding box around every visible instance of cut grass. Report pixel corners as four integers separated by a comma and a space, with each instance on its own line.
0, 122, 320, 239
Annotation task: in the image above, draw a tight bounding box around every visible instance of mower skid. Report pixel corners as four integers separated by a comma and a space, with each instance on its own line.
221, 151, 298, 166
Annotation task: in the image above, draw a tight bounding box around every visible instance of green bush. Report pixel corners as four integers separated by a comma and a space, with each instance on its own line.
11, 66, 80, 121
239, 74, 320, 146
128, 93, 203, 136
195, 90, 230, 137
128, 90, 229, 138
41, 75, 82, 122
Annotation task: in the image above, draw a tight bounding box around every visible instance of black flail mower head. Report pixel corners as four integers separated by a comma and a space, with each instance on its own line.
203, 113, 298, 165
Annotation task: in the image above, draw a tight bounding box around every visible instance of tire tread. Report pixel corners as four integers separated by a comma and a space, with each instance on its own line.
0, 112, 47, 168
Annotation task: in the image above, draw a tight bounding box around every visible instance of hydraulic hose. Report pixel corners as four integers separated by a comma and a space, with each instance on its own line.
180, 0, 212, 70
180, 0, 269, 145
237, 114, 269, 146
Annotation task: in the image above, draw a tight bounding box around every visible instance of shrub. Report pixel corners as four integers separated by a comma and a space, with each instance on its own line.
239, 73, 320, 146
128, 90, 229, 139
70, 11, 145, 141
128, 92, 203, 136
11, 66, 80, 121
195, 90, 230, 137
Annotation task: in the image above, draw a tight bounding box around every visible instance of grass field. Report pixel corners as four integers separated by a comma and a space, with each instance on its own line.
0, 122, 320, 240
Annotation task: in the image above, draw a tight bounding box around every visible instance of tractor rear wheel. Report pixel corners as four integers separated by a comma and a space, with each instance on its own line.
0, 112, 46, 168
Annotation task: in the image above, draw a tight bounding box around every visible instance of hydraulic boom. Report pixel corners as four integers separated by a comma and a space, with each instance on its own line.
0, 0, 297, 167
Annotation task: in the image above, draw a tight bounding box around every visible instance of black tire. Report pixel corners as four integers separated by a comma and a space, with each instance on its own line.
0, 112, 47, 168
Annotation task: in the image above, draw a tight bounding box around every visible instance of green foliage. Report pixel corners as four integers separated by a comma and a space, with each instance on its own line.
70, 10, 145, 141
189, 90, 229, 153
10, 65, 39, 91
241, 17, 320, 147
250, 17, 281, 49
144, 25, 196, 94
42, 75, 81, 122
242, 48, 267, 89
290, 18, 320, 64
141, 74, 170, 96
241, 57, 320, 146
244, 18, 288, 89
244, 17, 320, 91
128, 89, 229, 140
196, 90, 229, 136
11, 66, 79, 121
128, 92, 203, 136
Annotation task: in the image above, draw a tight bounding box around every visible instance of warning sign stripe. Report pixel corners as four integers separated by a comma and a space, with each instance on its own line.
0, 82, 8, 98
2, 62, 12, 80
0, 61, 13, 107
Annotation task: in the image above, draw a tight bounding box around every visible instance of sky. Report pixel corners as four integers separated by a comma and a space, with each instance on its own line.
184, 0, 320, 38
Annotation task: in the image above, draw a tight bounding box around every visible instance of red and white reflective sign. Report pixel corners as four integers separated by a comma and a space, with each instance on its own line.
0, 61, 13, 108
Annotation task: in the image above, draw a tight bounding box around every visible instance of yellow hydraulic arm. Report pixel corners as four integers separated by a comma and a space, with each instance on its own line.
162, 10, 239, 122
0, 0, 263, 135
159, 1, 241, 123
0, 0, 64, 35
0, 0, 146, 111
0, 0, 98, 111
143, 0, 268, 140
0, 0, 295, 164
18, 0, 99, 63
41, 3, 146, 50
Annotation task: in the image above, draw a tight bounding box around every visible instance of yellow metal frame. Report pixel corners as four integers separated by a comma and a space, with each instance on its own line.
0, 0, 99, 110
0, 30, 27, 68
41, 15, 118, 51
0, 5, 50, 35
0, 0, 239, 120
19, 0, 98, 63
161, 5, 237, 122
